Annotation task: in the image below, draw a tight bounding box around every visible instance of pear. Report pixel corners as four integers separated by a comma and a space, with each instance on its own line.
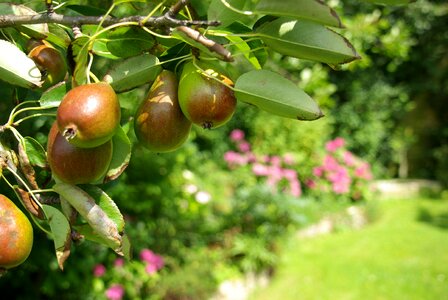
0, 194, 33, 269
57, 82, 120, 148
135, 70, 192, 152
47, 122, 112, 184
178, 61, 236, 129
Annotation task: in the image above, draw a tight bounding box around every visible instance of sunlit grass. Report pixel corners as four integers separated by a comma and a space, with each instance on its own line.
250, 198, 448, 300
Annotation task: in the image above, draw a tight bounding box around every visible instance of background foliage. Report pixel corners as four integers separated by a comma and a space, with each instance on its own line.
0, 0, 447, 299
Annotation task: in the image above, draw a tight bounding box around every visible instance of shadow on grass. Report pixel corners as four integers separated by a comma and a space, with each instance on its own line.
418, 207, 448, 230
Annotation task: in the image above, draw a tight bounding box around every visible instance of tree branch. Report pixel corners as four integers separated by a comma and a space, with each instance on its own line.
0, 12, 219, 29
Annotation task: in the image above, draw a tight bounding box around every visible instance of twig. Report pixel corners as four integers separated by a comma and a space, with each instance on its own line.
0, 12, 219, 28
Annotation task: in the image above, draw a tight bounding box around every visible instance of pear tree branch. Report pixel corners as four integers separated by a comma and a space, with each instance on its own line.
0, 0, 233, 61
0, 11, 219, 29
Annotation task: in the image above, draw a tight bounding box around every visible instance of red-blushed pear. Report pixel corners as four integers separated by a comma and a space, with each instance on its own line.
134, 70, 192, 152
56, 82, 121, 148
178, 61, 236, 129
28, 42, 67, 90
47, 122, 112, 184
0, 194, 33, 270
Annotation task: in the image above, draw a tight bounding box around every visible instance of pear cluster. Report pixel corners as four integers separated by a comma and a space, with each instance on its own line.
47, 62, 236, 184
47, 83, 120, 184
134, 61, 237, 152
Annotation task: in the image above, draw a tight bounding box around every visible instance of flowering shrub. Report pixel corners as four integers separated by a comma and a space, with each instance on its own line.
224, 131, 373, 202
92, 248, 164, 300
307, 137, 373, 201
224, 129, 302, 197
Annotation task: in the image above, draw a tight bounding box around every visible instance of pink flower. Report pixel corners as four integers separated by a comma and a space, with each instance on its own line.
145, 264, 158, 274
266, 166, 283, 187
252, 163, 269, 176
270, 156, 282, 166
325, 137, 345, 152
224, 151, 247, 166
140, 249, 164, 273
247, 153, 257, 163
313, 166, 324, 177
282, 169, 297, 181
93, 264, 106, 277
238, 141, 251, 153
230, 129, 245, 142
355, 163, 373, 180
105, 284, 124, 300
332, 181, 350, 194
282, 153, 295, 165
323, 155, 339, 171
288, 179, 302, 197
343, 151, 356, 166
262, 155, 270, 163
306, 179, 316, 189
114, 258, 124, 268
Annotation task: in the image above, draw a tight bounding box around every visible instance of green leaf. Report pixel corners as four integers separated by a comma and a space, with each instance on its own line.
23, 137, 47, 168
256, 17, 360, 65
106, 27, 155, 58
46, 24, 72, 49
41, 205, 71, 270
254, 0, 343, 28
104, 53, 162, 92
0, 3, 49, 39
66, 4, 110, 16
208, 0, 253, 28
213, 29, 261, 69
39, 81, 69, 108
234, 70, 323, 120
92, 40, 121, 59
0, 40, 42, 88
71, 36, 91, 86
53, 183, 125, 255
105, 126, 132, 182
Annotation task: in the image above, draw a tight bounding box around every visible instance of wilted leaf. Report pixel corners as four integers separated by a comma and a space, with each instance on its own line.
13, 187, 45, 219
17, 141, 38, 189
82, 186, 125, 232
53, 183, 125, 255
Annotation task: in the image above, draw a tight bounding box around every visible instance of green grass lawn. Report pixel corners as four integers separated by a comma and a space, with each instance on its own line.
250, 198, 448, 300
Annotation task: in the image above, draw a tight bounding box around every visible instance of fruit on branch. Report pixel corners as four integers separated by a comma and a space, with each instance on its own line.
178, 61, 237, 129
47, 123, 113, 184
134, 70, 192, 152
25, 38, 44, 53
28, 41, 67, 90
57, 82, 121, 148
0, 194, 33, 269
